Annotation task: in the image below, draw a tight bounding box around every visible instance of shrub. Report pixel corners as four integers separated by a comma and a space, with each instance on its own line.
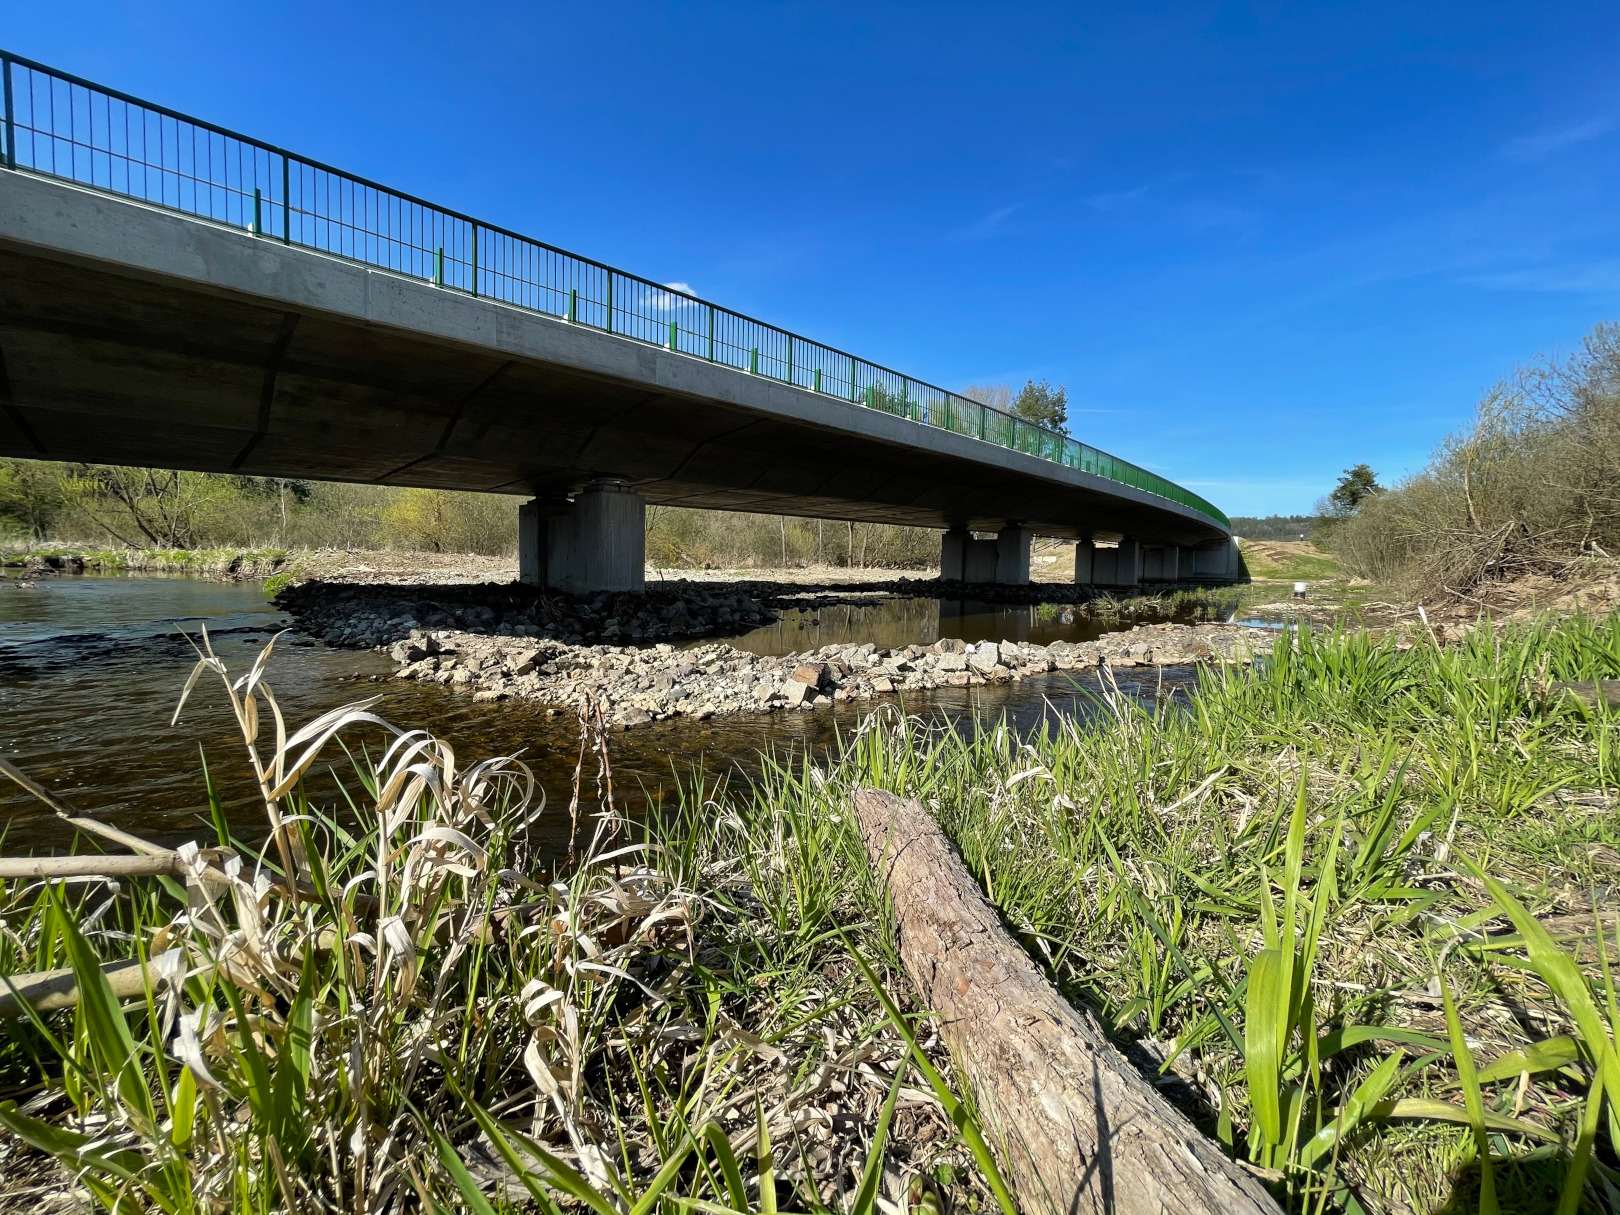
1329, 322, 1620, 592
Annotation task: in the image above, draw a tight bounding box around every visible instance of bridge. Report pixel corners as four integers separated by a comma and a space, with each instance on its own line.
0, 53, 1237, 594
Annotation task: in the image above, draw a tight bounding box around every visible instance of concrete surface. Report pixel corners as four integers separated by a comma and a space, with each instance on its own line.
0, 170, 1228, 547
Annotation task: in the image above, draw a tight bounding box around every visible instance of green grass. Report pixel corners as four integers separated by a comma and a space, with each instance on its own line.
1240, 541, 1344, 582
7, 614, 1620, 1212
749, 614, 1620, 1212
0, 634, 1003, 1213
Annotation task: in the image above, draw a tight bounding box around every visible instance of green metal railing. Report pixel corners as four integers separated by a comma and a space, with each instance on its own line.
0, 50, 1228, 531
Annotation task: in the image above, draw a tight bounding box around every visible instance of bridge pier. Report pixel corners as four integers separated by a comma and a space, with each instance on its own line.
939, 525, 1030, 585
519, 479, 646, 594
1141, 544, 1180, 583
1185, 537, 1243, 582
1075, 538, 1142, 588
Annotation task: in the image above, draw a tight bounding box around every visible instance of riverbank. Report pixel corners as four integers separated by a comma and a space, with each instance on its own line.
274, 571, 1281, 724
385, 621, 1275, 725
6, 610, 1619, 1213
1, 544, 287, 579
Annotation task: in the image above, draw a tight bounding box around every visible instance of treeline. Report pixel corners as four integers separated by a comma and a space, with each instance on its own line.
0, 462, 516, 554
1228, 515, 1319, 541
0, 459, 941, 569
1329, 321, 1620, 592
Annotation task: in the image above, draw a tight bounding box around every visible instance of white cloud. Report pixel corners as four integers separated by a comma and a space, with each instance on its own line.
643, 281, 697, 311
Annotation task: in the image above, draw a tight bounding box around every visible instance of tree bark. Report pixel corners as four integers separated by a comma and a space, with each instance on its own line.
853, 788, 1280, 1215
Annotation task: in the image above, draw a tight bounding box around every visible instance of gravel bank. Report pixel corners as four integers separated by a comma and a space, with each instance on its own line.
383, 621, 1276, 726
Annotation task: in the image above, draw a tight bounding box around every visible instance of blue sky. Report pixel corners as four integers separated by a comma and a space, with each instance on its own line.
8, 2, 1620, 516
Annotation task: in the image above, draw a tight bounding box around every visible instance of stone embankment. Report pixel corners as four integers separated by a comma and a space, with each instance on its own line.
384, 621, 1275, 727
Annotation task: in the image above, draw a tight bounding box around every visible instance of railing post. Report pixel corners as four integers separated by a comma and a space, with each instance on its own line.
568, 287, 578, 322
251, 187, 262, 236
280, 154, 291, 244
787, 336, 794, 385
605, 274, 613, 333
750, 346, 759, 375
813, 368, 821, 393
706, 307, 715, 361
470, 225, 479, 297
668, 319, 678, 351
3, 54, 15, 171
850, 357, 858, 403
433, 246, 444, 287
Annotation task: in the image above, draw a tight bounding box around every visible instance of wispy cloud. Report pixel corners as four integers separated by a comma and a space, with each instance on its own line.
1501, 118, 1615, 162
948, 204, 1022, 241
643, 281, 697, 311
1463, 259, 1620, 293
1083, 184, 1149, 214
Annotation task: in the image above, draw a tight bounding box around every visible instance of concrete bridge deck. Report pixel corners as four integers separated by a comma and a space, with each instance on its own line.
0, 53, 1235, 593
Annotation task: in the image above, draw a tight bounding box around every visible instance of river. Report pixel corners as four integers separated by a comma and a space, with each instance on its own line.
0, 573, 1212, 860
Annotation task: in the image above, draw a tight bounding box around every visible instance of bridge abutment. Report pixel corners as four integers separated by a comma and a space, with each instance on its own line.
939, 525, 1030, 585
519, 480, 646, 594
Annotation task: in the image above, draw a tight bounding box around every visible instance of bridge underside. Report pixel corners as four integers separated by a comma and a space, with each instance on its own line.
0, 174, 1227, 554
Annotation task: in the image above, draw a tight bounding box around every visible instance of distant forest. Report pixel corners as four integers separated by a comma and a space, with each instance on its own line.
1229, 515, 1319, 540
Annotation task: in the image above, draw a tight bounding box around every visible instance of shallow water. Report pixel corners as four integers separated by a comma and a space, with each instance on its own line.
715, 594, 1202, 655
0, 574, 1202, 859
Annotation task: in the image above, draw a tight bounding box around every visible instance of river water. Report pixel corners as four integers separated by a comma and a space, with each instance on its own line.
0, 574, 1209, 859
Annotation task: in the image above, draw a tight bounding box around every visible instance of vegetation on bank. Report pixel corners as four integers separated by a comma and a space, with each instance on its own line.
1, 545, 288, 578
5, 613, 1620, 1211
1237, 540, 1343, 583
1328, 322, 1620, 596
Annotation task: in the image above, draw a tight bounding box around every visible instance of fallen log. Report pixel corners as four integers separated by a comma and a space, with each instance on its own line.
1549, 679, 1620, 712
853, 788, 1279, 1215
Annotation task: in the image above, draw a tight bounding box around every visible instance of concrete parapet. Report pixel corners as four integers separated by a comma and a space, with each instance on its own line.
519, 480, 646, 593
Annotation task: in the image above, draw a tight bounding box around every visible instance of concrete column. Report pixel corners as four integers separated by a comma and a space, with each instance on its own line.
1074, 540, 1094, 584
963, 539, 999, 583
1141, 546, 1165, 582
940, 526, 970, 582
519, 480, 646, 594
1117, 538, 1142, 586
1087, 538, 1141, 587
994, 525, 1031, 585
517, 496, 568, 586
1188, 537, 1244, 582
1142, 545, 1179, 583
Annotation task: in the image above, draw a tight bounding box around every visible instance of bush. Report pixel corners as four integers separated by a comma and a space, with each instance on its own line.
1329, 322, 1620, 592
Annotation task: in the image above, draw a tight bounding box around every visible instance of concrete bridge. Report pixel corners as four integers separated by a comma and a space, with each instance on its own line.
0, 53, 1237, 594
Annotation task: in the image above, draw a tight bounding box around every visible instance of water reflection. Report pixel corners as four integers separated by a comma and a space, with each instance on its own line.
720, 595, 1217, 655
1, 576, 1202, 859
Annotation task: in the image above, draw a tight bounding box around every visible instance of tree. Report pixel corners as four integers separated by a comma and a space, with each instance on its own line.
1011, 379, 1069, 433
1324, 464, 1384, 517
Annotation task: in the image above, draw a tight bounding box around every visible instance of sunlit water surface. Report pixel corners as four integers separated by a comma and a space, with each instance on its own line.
1, 575, 1211, 859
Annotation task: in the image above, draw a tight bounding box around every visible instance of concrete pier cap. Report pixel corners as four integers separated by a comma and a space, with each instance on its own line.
519, 478, 646, 594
